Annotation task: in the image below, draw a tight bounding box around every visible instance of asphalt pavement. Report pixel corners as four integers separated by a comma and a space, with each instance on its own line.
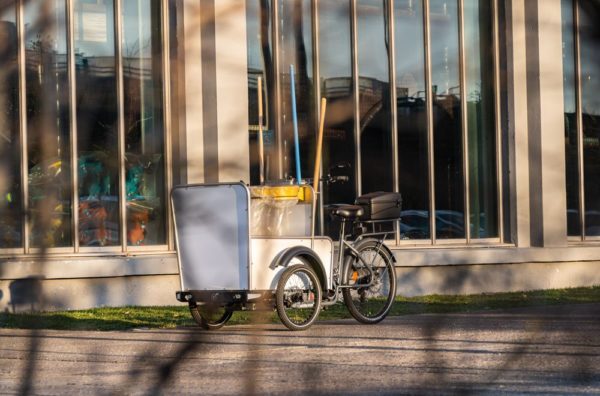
1, 303, 599, 395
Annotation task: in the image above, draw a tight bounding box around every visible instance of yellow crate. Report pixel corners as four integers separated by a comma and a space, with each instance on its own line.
250, 185, 313, 202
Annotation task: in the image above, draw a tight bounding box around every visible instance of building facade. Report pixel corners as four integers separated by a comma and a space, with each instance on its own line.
0, 0, 599, 311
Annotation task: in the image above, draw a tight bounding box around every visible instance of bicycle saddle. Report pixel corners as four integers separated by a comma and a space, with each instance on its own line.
329, 204, 364, 221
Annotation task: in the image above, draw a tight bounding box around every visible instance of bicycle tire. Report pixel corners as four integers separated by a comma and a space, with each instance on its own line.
189, 305, 233, 330
276, 263, 322, 331
342, 238, 396, 324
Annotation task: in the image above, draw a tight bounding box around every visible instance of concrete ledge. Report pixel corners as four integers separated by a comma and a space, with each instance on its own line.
396, 260, 600, 297
0, 254, 179, 281
2, 260, 599, 312
3, 245, 600, 281
392, 245, 600, 267
0, 274, 181, 312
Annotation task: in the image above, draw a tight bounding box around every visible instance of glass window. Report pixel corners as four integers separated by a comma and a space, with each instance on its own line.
562, 0, 580, 236
75, 0, 120, 247
430, 0, 464, 239
122, 0, 165, 246
25, 1, 72, 248
278, 0, 314, 182
394, 0, 430, 240
357, 0, 393, 195
318, 0, 356, 235
579, 0, 600, 236
246, 0, 273, 185
464, 0, 498, 239
0, 1, 21, 248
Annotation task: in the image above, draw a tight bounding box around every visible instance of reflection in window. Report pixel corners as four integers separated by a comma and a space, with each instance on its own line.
122, 0, 165, 246
562, 0, 580, 236
25, 1, 72, 248
579, 0, 600, 236
318, 0, 356, 236
246, 0, 273, 185
75, 0, 120, 247
464, 0, 497, 238
357, 0, 393, 195
279, 0, 314, 182
0, 2, 21, 248
430, 0, 464, 239
395, 0, 430, 240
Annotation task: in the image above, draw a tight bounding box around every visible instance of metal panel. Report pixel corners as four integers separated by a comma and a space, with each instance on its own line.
172, 183, 250, 291
250, 237, 333, 290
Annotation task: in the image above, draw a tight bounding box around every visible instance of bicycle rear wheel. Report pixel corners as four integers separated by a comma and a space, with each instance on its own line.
342, 238, 396, 324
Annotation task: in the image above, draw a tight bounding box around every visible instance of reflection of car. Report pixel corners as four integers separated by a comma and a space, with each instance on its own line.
399, 209, 488, 239
399, 210, 431, 239
583, 210, 600, 237
400, 210, 466, 239
435, 210, 466, 238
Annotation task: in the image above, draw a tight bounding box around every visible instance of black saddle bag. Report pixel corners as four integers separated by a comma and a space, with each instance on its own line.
355, 191, 402, 221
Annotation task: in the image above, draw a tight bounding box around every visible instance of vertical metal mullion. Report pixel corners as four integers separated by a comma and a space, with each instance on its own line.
492, 0, 504, 242
423, 0, 436, 245
458, 0, 470, 243
115, 0, 127, 252
573, 0, 585, 240
312, 0, 320, 142
162, 0, 174, 250
67, 0, 79, 252
387, 0, 400, 244
17, 0, 28, 254
273, 0, 283, 179
351, 0, 361, 196
312, 0, 325, 235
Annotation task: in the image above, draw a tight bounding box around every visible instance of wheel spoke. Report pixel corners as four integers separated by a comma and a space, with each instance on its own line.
276, 263, 322, 331
342, 239, 396, 324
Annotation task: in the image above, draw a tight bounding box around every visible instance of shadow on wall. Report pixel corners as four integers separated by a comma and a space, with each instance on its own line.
8, 276, 44, 313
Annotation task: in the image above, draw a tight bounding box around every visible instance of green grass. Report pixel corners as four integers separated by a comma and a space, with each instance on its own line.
1, 286, 599, 332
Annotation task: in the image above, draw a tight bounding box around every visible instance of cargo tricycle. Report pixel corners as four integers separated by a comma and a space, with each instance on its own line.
172, 182, 400, 331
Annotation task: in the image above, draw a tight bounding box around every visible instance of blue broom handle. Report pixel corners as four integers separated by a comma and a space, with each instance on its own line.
290, 64, 302, 185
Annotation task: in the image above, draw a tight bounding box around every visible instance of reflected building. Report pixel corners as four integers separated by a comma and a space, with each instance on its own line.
1, 0, 600, 310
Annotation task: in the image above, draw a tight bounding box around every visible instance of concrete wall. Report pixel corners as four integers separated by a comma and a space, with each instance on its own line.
396, 261, 600, 297
1, 248, 600, 312
0, 275, 181, 313
0, 255, 180, 312
506, 0, 567, 247
181, 0, 250, 184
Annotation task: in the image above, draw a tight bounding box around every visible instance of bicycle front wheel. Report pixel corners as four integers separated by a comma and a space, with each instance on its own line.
190, 305, 233, 330
342, 238, 397, 324
276, 263, 322, 331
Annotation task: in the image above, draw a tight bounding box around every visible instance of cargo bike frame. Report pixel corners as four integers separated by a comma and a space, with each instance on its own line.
172, 182, 399, 331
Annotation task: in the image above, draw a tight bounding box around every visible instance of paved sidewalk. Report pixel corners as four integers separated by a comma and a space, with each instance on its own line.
1, 303, 599, 395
